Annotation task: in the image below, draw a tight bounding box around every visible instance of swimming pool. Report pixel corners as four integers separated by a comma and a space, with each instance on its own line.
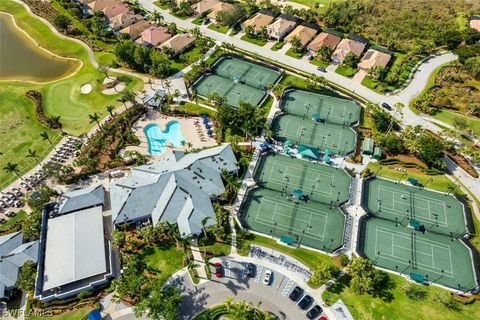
144, 121, 185, 155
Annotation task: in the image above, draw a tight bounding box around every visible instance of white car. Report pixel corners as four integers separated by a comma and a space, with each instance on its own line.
263, 269, 272, 285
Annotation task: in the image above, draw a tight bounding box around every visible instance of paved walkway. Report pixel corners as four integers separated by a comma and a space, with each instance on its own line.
191, 246, 209, 284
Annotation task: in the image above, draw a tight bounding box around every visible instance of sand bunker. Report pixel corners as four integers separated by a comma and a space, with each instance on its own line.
80, 83, 92, 94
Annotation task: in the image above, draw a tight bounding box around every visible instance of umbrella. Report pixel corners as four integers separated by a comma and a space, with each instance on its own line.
324, 149, 332, 156
207, 129, 213, 135
203, 119, 209, 124
323, 156, 331, 163
285, 139, 293, 146
206, 124, 211, 129
201, 114, 207, 119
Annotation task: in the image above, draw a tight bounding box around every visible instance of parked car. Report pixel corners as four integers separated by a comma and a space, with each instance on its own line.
246, 263, 255, 277
214, 262, 223, 278
298, 295, 313, 310
306, 305, 323, 319
263, 269, 272, 285
5, 211, 16, 217
381, 102, 392, 110
0, 218, 5, 224
317, 67, 326, 72
289, 286, 304, 302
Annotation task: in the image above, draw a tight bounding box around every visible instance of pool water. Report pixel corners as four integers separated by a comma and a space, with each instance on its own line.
144, 121, 185, 155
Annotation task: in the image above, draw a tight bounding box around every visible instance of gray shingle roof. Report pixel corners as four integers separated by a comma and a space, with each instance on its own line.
58, 185, 105, 215
110, 145, 237, 236
0, 232, 39, 299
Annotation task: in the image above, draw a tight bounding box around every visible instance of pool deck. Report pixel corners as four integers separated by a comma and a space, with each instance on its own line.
127, 110, 217, 160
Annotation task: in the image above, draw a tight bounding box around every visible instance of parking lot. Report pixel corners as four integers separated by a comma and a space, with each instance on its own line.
171, 257, 325, 320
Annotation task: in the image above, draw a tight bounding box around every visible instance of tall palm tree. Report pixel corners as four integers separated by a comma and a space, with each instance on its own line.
50, 115, 65, 134
164, 79, 172, 94
3, 162, 20, 178
88, 112, 104, 133
40, 131, 52, 145
26, 149, 40, 165
151, 10, 164, 26
106, 105, 116, 119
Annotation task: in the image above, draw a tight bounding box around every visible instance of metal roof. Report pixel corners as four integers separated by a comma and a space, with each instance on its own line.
58, 185, 105, 215
42, 206, 107, 291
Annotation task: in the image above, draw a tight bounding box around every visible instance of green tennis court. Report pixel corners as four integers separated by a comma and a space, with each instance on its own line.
363, 178, 468, 237
241, 188, 346, 251
272, 114, 357, 155
280, 89, 360, 126
253, 153, 351, 204
191, 56, 281, 108
359, 218, 477, 291
239, 153, 351, 252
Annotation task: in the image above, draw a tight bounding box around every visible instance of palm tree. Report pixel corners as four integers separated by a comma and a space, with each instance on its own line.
26, 149, 40, 165
50, 115, 64, 134
200, 216, 210, 255
3, 162, 20, 178
151, 9, 164, 26
164, 79, 172, 94
40, 131, 52, 145
88, 112, 104, 133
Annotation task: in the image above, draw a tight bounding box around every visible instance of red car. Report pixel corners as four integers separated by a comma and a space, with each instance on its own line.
319, 316, 328, 320
214, 262, 222, 278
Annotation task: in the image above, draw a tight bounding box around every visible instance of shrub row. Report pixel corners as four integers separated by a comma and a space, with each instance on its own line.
25, 90, 61, 129
378, 158, 442, 175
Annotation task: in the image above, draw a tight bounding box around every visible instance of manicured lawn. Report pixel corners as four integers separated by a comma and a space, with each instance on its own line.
153, 1, 169, 10
430, 109, 480, 136
364, 163, 456, 193
0, 0, 143, 187
169, 46, 203, 74
285, 48, 305, 59
203, 238, 231, 257
239, 230, 334, 269
240, 34, 267, 46
0, 210, 27, 232
27, 307, 94, 320
289, 0, 336, 12
271, 41, 284, 51
172, 102, 216, 117
93, 51, 118, 67
322, 273, 480, 320
208, 23, 229, 34
140, 243, 185, 284
192, 16, 204, 25
335, 65, 357, 78
310, 58, 329, 68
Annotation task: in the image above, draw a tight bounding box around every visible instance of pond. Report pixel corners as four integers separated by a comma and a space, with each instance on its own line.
0, 12, 80, 82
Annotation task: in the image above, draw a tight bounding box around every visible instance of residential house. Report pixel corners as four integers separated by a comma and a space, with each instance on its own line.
358, 48, 391, 71
135, 26, 172, 47
241, 12, 275, 34
285, 25, 318, 49
87, 0, 121, 12
119, 20, 152, 40
34, 187, 113, 302
0, 232, 39, 300
207, 2, 235, 22
332, 38, 366, 64
266, 16, 297, 40
109, 12, 144, 31
159, 33, 197, 57
101, 3, 129, 19
307, 32, 342, 53
470, 16, 480, 32
110, 145, 238, 238
191, 0, 220, 16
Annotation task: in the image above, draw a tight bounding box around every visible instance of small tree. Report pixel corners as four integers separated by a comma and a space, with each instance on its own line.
343, 52, 358, 69
53, 15, 71, 30
16, 261, 36, 292
307, 263, 340, 288
317, 45, 333, 62
452, 116, 467, 131
290, 35, 302, 53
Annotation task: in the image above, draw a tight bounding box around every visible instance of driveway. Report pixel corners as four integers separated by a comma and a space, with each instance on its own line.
173, 259, 321, 320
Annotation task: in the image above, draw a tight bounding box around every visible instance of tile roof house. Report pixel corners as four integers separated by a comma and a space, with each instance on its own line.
101, 3, 130, 19
0, 232, 39, 300
135, 26, 172, 47
87, 0, 121, 11
358, 48, 391, 70
57, 185, 105, 215
120, 20, 152, 40
267, 17, 297, 40
470, 16, 480, 32
332, 38, 366, 64
207, 2, 235, 21
35, 199, 113, 302
307, 32, 342, 52
110, 145, 238, 237
285, 25, 318, 49
241, 13, 275, 34
159, 33, 197, 57
191, 0, 220, 16
109, 12, 144, 31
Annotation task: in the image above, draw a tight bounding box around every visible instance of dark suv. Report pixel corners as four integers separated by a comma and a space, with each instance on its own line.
298, 295, 313, 310
246, 263, 255, 277
381, 102, 392, 110
289, 286, 304, 302
306, 305, 323, 319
